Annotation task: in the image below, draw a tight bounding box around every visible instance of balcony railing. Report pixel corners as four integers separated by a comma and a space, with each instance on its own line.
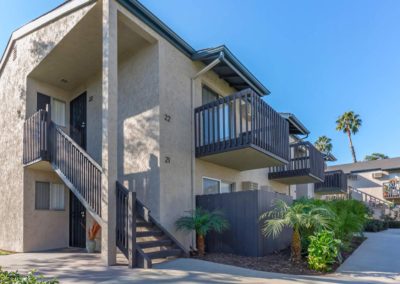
194, 89, 289, 170
383, 180, 400, 200
23, 110, 50, 164
268, 142, 325, 184
314, 170, 347, 194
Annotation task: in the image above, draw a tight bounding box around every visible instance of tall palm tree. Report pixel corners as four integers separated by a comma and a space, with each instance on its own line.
175, 208, 229, 256
336, 111, 362, 163
260, 200, 333, 262
314, 136, 333, 154
365, 153, 389, 161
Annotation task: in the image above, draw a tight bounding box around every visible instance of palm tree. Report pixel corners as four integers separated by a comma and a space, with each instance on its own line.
365, 153, 389, 161
260, 200, 333, 262
336, 111, 362, 163
314, 136, 333, 154
175, 208, 229, 256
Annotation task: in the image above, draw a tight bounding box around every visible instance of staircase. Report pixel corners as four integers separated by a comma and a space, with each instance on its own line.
116, 182, 187, 268
24, 109, 186, 268
348, 186, 397, 219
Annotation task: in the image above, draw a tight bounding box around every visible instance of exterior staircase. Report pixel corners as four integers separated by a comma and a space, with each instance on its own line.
348, 186, 398, 219
23, 109, 186, 268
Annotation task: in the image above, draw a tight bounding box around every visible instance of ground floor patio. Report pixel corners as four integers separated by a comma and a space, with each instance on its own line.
1, 230, 399, 283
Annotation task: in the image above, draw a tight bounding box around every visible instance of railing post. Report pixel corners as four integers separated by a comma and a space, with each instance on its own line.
128, 191, 136, 268
45, 104, 52, 161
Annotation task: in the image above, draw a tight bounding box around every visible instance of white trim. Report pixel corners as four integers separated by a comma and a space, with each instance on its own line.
202, 176, 235, 195
0, 0, 96, 75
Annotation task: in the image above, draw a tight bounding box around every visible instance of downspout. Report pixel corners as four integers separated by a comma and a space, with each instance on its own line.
190, 52, 224, 248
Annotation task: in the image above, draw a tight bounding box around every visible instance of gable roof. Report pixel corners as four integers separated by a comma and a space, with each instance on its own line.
116, 0, 270, 96
328, 157, 400, 174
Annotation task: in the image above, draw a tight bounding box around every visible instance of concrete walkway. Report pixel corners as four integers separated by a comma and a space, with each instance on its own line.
0, 230, 399, 283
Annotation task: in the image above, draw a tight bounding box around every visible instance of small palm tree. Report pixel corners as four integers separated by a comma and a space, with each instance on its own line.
336, 111, 362, 163
314, 136, 333, 154
175, 208, 229, 256
260, 200, 333, 262
365, 153, 388, 161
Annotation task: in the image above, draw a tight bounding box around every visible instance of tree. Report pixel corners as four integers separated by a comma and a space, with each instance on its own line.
314, 136, 333, 154
260, 200, 333, 262
365, 153, 389, 161
175, 208, 229, 256
336, 111, 362, 163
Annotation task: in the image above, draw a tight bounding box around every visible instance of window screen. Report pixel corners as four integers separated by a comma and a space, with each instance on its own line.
50, 184, 65, 210
35, 182, 50, 210
202, 86, 219, 104
52, 99, 66, 127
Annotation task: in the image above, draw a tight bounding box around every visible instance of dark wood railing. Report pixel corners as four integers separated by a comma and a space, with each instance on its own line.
49, 124, 102, 217
116, 182, 136, 268
23, 110, 49, 164
315, 170, 347, 194
195, 88, 289, 162
383, 181, 400, 200
268, 142, 325, 182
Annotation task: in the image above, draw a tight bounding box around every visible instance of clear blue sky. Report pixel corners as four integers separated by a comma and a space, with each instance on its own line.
1, 0, 399, 165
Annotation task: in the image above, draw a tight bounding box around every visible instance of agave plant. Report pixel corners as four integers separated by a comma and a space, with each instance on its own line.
260, 199, 333, 262
175, 208, 229, 256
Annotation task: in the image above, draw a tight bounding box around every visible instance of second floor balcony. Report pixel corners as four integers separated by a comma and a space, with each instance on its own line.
194, 89, 289, 171
383, 180, 400, 202
314, 170, 348, 195
268, 142, 325, 184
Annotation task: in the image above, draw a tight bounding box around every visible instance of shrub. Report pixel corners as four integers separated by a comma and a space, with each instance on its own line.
364, 219, 387, 232
0, 268, 58, 284
387, 221, 400, 228
307, 230, 342, 272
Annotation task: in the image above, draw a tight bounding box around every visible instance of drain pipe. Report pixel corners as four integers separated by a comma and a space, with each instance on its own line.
190, 52, 224, 248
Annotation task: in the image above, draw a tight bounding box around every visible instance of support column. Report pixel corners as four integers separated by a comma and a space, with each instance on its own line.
101, 0, 118, 266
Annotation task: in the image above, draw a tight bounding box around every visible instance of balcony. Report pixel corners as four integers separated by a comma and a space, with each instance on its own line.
268, 142, 325, 184
383, 180, 400, 202
314, 170, 347, 194
194, 89, 289, 171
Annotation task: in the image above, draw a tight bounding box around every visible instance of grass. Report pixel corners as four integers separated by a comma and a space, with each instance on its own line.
0, 250, 12, 255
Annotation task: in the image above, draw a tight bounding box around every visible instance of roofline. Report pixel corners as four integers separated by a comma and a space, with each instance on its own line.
118, 0, 270, 96
279, 113, 310, 135
0, 0, 95, 76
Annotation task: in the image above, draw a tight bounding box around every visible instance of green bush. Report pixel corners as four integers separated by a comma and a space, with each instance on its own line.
364, 219, 387, 232
0, 268, 58, 284
387, 220, 400, 228
307, 230, 342, 272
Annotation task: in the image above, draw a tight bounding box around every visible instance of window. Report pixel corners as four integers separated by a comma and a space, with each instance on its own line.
35, 182, 65, 210
202, 86, 220, 104
37, 93, 51, 111
203, 177, 235, 194
52, 99, 66, 127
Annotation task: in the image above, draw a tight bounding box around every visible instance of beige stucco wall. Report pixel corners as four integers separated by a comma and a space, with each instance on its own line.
0, 4, 93, 252
23, 169, 70, 251
348, 171, 400, 200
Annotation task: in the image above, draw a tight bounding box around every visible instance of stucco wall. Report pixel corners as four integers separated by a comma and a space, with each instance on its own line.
348, 171, 400, 200
0, 4, 93, 252
23, 169, 70, 251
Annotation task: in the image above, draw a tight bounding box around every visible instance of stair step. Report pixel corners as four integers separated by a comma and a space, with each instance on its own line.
147, 249, 182, 260
136, 221, 153, 228
136, 230, 163, 238
138, 239, 172, 248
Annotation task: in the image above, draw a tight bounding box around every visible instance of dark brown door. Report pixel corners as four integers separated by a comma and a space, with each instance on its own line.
69, 193, 86, 248
70, 92, 87, 150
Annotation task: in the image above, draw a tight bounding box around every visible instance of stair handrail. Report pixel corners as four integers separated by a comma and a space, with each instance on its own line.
51, 125, 102, 171
349, 186, 393, 209
136, 199, 189, 256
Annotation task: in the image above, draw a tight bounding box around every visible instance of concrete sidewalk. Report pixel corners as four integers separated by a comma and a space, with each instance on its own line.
0, 230, 399, 283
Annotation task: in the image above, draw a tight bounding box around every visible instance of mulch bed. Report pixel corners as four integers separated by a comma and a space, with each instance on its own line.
193, 236, 365, 275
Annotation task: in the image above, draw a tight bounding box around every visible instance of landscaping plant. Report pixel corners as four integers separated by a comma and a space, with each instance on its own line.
260, 199, 333, 262
307, 230, 342, 272
175, 208, 229, 256
0, 268, 58, 284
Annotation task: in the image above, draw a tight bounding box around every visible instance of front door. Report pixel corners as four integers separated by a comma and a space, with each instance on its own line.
69, 193, 86, 248
70, 92, 87, 150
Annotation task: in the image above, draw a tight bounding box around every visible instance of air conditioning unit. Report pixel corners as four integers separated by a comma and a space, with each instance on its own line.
372, 172, 384, 179
242, 181, 259, 191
